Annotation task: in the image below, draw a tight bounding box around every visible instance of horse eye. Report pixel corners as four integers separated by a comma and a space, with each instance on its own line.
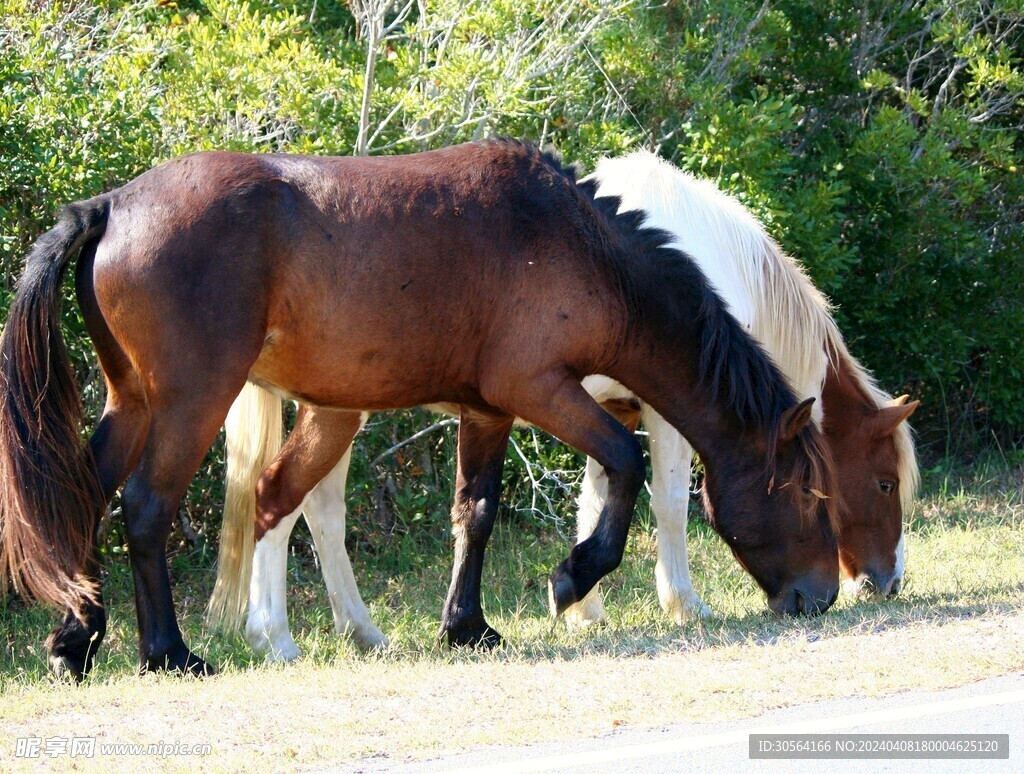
879, 480, 895, 495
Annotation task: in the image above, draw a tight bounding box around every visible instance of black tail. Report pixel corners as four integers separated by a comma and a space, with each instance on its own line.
0, 195, 110, 611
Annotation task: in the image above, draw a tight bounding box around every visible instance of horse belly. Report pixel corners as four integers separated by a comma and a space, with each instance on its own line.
248, 296, 481, 411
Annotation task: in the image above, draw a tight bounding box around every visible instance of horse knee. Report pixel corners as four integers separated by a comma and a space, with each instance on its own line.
613, 440, 646, 496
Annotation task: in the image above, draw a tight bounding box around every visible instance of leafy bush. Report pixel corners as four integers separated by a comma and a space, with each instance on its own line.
1, 0, 1021, 551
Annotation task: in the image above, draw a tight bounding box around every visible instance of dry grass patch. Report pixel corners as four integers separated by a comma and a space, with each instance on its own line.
1, 611, 1022, 772
1, 459, 1021, 771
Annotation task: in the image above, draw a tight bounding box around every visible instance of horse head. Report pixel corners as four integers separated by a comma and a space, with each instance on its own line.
825, 393, 919, 597
703, 397, 841, 615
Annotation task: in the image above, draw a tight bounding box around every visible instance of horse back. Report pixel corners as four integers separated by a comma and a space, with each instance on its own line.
90, 144, 628, 412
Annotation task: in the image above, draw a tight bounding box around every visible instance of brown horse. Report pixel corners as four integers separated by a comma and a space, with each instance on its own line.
210, 151, 919, 661
0, 140, 838, 680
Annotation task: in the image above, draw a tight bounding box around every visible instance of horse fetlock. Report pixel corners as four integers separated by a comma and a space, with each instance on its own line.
439, 614, 502, 650
45, 607, 107, 683
139, 641, 214, 677
554, 539, 623, 611
343, 622, 389, 651
49, 654, 87, 683
245, 617, 300, 661
660, 587, 712, 623
261, 638, 301, 663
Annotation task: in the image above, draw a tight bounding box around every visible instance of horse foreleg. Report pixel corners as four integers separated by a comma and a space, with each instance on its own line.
563, 455, 610, 626
504, 374, 645, 617
301, 415, 388, 651
247, 406, 363, 661
439, 406, 514, 648
642, 405, 711, 622
564, 396, 642, 627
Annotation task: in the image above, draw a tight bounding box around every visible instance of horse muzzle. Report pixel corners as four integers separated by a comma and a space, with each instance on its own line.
866, 568, 902, 597
769, 580, 839, 616
842, 568, 902, 598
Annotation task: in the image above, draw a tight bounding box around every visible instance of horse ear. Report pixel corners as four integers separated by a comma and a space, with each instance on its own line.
892, 394, 911, 406
873, 399, 919, 438
779, 397, 815, 443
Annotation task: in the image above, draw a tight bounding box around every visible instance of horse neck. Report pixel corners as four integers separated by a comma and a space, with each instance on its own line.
593, 152, 835, 412
605, 307, 771, 474
744, 245, 835, 412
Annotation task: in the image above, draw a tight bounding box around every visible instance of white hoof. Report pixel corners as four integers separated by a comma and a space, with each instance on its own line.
663, 589, 712, 623
348, 624, 390, 651
246, 626, 301, 663
563, 589, 608, 628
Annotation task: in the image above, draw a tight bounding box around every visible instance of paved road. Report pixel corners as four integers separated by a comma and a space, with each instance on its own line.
343, 672, 1022, 773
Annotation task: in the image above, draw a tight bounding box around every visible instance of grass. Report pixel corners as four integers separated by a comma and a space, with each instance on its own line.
0, 457, 1022, 771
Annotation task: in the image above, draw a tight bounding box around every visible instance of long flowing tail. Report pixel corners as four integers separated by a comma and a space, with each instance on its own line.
0, 196, 110, 610
206, 381, 283, 629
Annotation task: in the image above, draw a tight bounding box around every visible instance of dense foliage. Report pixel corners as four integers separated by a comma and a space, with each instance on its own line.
1, 0, 1021, 549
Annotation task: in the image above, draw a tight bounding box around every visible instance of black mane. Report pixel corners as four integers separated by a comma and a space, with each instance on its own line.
495, 139, 799, 433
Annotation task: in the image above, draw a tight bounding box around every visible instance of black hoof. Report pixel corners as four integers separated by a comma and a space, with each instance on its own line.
548, 562, 579, 617
45, 609, 106, 683
440, 621, 503, 650
141, 645, 216, 678
49, 654, 86, 683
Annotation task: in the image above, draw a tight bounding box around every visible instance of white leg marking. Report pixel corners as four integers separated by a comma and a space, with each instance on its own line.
304, 417, 388, 650
563, 454, 610, 626
644, 405, 711, 622
247, 505, 304, 662
564, 377, 643, 626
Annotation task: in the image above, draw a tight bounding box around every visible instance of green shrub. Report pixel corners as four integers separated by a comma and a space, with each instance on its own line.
1, 0, 1021, 551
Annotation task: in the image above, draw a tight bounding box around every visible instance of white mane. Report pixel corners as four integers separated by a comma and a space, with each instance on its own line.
590, 151, 919, 507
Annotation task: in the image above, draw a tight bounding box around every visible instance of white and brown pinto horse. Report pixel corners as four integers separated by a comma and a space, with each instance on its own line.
210, 151, 917, 661
0, 141, 838, 679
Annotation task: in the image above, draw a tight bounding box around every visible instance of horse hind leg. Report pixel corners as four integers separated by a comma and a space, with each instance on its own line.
47, 254, 151, 681
439, 406, 514, 648
46, 390, 150, 680
246, 406, 366, 661
122, 379, 258, 676
301, 413, 388, 651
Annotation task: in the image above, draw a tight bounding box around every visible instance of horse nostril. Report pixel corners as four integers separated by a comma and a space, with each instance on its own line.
794, 588, 805, 615
864, 571, 898, 598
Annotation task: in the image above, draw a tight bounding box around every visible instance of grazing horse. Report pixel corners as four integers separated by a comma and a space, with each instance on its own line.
0, 140, 838, 680
210, 151, 916, 661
